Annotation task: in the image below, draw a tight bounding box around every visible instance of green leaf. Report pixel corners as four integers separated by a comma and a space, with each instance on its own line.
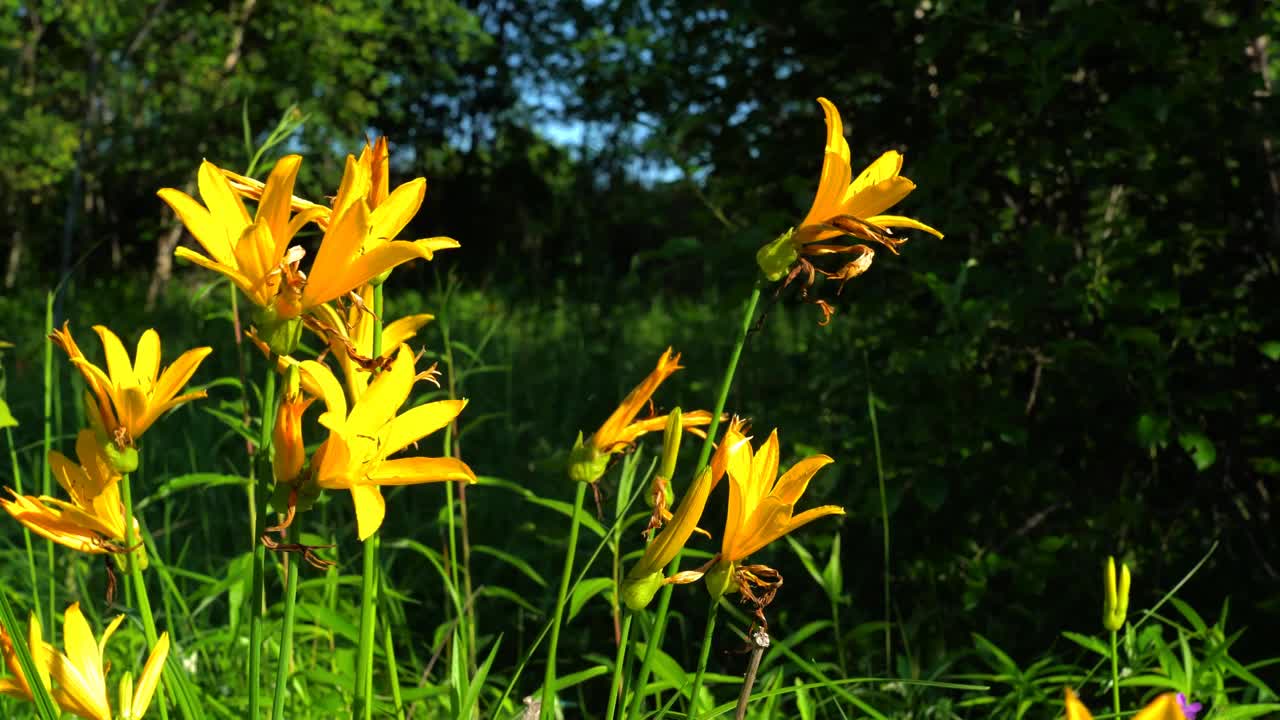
1178, 431, 1217, 471
1061, 631, 1111, 658
0, 398, 18, 429
1260, 341, 1280, 361
568, 576, 614, 621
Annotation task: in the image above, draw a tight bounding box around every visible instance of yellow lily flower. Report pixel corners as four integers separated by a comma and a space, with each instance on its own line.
705, 419, 844, 598
306, 284, 434, 399
0, 613, 54, 705
222, 137, 459, 259
1064, 688, 1188, 720
1, 430, 142, 562
50, 323, 210, 451
567, 348, 716, 484
308, 345, 476, 540
621, 465, 715, 610
158, 155, 325, 310
46, 603, 169, 720
757, 96, 943, 284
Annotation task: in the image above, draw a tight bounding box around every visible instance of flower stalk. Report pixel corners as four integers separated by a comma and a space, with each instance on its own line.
248, 365, 278, 720
541, 480, 588, 719
626, 279, 763, 720
354, 283, 386, 720
120, 473, 170, 720
687, 598, 720, 720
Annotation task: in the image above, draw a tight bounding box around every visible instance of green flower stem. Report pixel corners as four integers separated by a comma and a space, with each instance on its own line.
627, 280, 763, 720
3, 420, 40, 622
121, 473, 170, 720
355, 283, 386, 720
541, 480, 588, 720
42, 291, 55, 639
604, 611, 634, 720
270, 523, 302, 720
1110, 629, 1120, 717
381, 614, 406, 720
688, 598, 720, 720
437, 291, 476, 673
865, 361, 890, 674
249, 365, 278, 720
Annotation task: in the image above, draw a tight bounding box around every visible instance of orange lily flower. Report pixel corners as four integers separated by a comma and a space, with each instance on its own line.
0, 613, 53, 706
308, 345, 475, 540
306, 284, 434, 399
49, 604, 168, 720
50, 324, 210, 450
567, 348, 716, 484
1, 430, 141, 561
704, 419, 844, 598
159, 155, 325, 309
1064, 688, 1188, 720
757, 96, 943, 285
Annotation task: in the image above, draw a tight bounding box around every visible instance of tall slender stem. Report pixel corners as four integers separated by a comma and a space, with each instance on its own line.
355, 283, 386, 720
438, 280, 473, 672
605, 612, 634, 720
249, 365, 278, 720
42, 291, 55, 638
687, 599, 720, 720
3, 420, 39, 614
381, 614, 406, 720
1110, 629, 1121, 717
121, 473, 170, 720
541, 481, 588, 719
866, 362, 891, 674
627, 281, 762, 720
270, 523, 302, 720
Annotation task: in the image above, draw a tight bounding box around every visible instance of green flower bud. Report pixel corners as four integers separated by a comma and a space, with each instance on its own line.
567, 431, 610, 484
705, 559, 736, 600
104, 442, 139, 474
755, 228, 798, 282
658, 408, 682, 483
253, 305, 304, 357
622, 571, 665, 611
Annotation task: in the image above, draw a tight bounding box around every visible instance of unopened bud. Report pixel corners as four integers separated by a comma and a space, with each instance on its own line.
1103, 556, 1131, 632
272, 369, 312, 485
659, 408, 682, 482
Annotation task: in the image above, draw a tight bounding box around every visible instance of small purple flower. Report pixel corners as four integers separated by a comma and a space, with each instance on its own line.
1177, 693, 1203, 720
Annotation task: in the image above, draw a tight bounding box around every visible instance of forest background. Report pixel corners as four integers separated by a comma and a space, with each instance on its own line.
1, 0, 1279, 716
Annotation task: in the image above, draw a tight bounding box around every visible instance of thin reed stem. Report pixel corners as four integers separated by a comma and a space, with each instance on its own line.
381, 613, 407, 720
121, 473, 170, 720
3, 420, 39, 616
627, 280, 763, 720
605, 611, 633, 720
355, 283, 386, 720
865, 359, 891, 674
687, 598, 720, 720
249, 364, 278, 720
270, 523, 302, 720
541, 480, 588, 720
438, 279, 474, 672
42, 291, 55, 639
